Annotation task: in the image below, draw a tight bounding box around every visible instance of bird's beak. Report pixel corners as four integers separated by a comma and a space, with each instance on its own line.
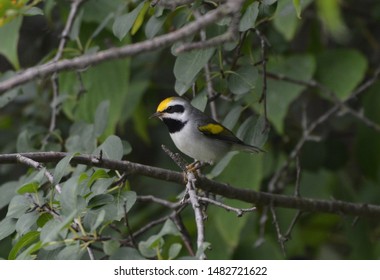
149, 111, 163, 119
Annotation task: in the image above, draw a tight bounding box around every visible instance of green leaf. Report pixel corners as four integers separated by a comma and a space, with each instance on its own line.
222, 105, 244, 130
112, 2, 145, 41
208, 151, 238, 179
56, 243, 84, 260
253, 54, 315, 133
274, 0, 300, 41
174, 48, 215, 95
81, 0, 123, 26
62, 58, 130, 138
122, 140, 132, 155
120, 79, 149, 122
60, 176, 79, 216
110, 247, 145, 260
228, 65, 258, 95
168, 243, 182, 260
88, 194, 114, 208
217, 152, 263, 190
0, 217, 16, 241
0, 16, 21, 69
239, 2, 259, 32
40, 210, 77, 244
0, 71, 22, 108
145, 15, 165, 39
103, 239, 120, 256
23, 6, 44, 16
0, 181, 17, 209
94, 135, 124, 161
237, 115, 268, 148
190, 90, 208, 111
37, 213, 53, 228
15, 212, 38, 235
6, 195, 30, 218
316, 49, 368, 100
158, 219, 180, 237
138, 236, 163, 258
292, 0, 302, 18
212, 202, 249, 248
131, 1, 150, 35
65, 122, 96, 153
251, 115, 269, 148
16, 130, 36, 152
316, 0, 348, 39
115, 191, 137, 219
87, 169, 110, 187
90, 209, 106, 232
94, 100, 110, 138
52, 152, 76, 186
8, 231, 40, 260
90, 178, 114, 195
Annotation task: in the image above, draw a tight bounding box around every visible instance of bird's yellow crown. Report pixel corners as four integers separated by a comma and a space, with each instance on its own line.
156, 97, 175, 112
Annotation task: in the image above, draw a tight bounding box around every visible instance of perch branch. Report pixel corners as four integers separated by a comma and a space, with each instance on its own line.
1, 152, 380, 218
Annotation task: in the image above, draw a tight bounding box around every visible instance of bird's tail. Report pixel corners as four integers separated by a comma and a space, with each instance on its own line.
233, 143, 265, 154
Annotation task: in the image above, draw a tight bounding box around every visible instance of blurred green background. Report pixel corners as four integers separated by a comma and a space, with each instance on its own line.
0, 0, 380, 260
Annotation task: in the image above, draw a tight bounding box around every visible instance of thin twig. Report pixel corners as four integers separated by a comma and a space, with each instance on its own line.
86, 247, 95, 260
161, 145, 188, 171
137, 195, 183, 209
267, 66, 380, 193
43, 0, 86, 146
162, 144, 206, 259
270, 205, 286, 256
171, 212, 195, 256
15, 154, 62, 193
124, 200, 138, 249
151, 0, 195, 9
186, 171, 206, 259
193, 9, 219, 121
254, 207, 268, 247
255, 29, 269, 131
197, 196, 256, 217
294, 156, 302, 197
283, 210, 303, 240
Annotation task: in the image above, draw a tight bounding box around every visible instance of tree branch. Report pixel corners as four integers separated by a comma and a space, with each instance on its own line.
0, 0, 242, 94
1, 152, 380, 218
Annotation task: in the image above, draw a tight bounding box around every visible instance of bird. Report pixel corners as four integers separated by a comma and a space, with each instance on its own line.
150, 96, 264, 167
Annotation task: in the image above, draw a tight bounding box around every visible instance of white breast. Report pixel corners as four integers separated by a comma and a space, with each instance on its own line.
169, 121, 229, 163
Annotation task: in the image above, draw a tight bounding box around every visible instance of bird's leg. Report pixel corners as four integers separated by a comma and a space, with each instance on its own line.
186, 161, 209, 173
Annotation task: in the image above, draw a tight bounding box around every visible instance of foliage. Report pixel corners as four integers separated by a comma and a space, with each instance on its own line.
0, 0, 380, 260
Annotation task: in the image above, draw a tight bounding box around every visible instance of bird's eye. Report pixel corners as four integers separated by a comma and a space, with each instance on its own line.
166, 106, 173, 113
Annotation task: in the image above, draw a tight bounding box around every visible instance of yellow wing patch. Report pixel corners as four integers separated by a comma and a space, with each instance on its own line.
198, 123, 225, 135
157, 97, 175, 112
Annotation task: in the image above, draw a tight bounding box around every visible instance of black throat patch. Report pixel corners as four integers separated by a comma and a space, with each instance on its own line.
162, 118, 187, 133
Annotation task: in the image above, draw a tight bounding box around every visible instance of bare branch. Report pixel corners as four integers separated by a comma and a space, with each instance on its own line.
54, 0, 86, 62
0, 0, 243, 94
255, 29, 270, 131
44, 0, 86, 146
175, 0, 244, 53
197, 196, 256, 217
267, 66, 380, 192
15, 154, 62, 193
186, 171, 206, 259
151, 0, 195, 9
161, 144, 206, 259
270, 206, 286, 256
2, 152, 380, 218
